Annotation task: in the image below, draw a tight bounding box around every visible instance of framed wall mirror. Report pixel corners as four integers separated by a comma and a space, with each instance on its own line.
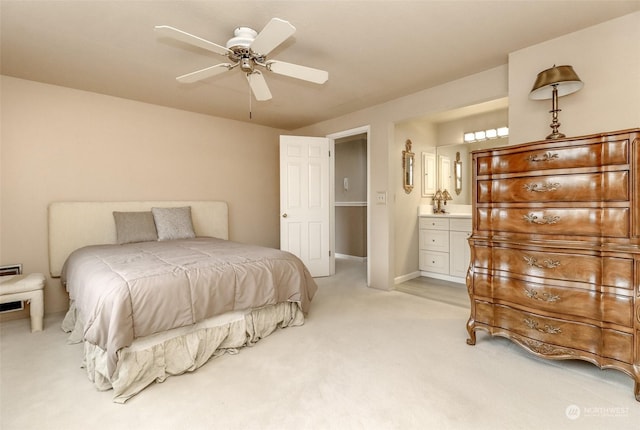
402, 139, 414, 193
454, 152, 463, 195
436, 144, 469, 204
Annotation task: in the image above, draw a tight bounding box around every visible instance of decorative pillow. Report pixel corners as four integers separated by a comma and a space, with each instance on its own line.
113, 211, 158, 244
151, 206, 196, 241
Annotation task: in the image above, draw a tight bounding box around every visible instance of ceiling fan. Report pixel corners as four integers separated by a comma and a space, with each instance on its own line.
155, 18, 329, 101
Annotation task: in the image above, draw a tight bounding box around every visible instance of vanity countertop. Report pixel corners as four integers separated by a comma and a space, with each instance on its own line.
420, 213, 471, 218
418, 204, 471, 218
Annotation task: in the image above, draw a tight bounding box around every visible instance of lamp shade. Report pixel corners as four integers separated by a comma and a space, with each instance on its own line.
442, 189, 453, 201
529, 65, 583, 100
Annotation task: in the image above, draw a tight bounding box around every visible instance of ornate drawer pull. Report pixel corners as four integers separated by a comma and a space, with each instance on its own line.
524, 318, 562, 334
521, 339, 574, 356
523, 182, 560, 192
526, 152, 559, 162
523, 213, 560, 225
524, 288, 560, 303
523, 255, 561, 269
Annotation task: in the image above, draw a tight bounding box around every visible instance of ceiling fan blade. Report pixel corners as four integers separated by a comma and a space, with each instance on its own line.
267, 60, 329, 84
155, 25, 231, 56
250, 18, 296, 56
246, 71, 272, 101
177, 63, 233, 83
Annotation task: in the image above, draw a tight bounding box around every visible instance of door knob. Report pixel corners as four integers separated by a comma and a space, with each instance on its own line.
282, 213, 288, 218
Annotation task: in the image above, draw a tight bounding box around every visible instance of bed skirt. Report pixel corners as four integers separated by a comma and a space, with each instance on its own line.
62, 301, 305, 403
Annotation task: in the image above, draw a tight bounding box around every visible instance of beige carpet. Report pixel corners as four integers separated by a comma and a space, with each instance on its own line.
1, 259, 638, 429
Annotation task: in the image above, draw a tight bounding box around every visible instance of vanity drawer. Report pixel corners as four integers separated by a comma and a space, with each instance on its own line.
419, 229, 449, 252
477, 171, 629, 203
476, 207, 629, 238
420, 250, 449, 274
476, 138, 629, 175
474, 302, 634, 363
420, 217, 449, 230
472, 246, 634, 288
473, 274, 634, 326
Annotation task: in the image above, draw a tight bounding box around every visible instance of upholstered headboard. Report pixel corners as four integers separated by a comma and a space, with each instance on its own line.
48, 201, 228, 277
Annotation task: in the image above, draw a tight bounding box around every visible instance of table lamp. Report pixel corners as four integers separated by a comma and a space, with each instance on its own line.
529, 65, 583, 139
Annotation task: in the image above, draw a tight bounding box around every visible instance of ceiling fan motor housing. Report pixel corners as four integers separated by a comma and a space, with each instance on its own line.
226, 27, 257, 49
225, 27, 266, 73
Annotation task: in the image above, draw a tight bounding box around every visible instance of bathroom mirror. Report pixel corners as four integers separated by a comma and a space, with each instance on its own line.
403, 139, 414, 193
454, 152, 463, 195
436, 143, 469, 204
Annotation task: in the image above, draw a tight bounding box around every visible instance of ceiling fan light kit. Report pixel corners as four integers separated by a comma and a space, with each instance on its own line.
155, 18, 328, 103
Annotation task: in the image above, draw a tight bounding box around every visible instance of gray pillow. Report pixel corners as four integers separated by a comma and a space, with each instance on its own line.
113, 211, 158, 244
151, 206, 196, 241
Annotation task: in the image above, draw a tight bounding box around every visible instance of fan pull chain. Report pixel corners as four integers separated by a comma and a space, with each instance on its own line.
249, 79, 253, 120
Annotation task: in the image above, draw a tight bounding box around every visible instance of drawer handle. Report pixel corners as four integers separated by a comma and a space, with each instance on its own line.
524, 288, 560, 303
523, 255, 560, 269
524, 318, 562, 334
523, 182, 560, 192
522, 339, 574, 356
523, 213, 560, 225
526, 152, 559, 163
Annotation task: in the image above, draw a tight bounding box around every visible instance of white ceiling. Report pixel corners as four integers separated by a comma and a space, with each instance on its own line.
2, 1, 638, 130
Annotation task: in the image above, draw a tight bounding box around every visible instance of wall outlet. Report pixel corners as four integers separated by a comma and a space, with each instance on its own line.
376, 191, 387, 205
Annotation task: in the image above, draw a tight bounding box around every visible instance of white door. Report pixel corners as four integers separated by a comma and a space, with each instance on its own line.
280, 135, 330, 277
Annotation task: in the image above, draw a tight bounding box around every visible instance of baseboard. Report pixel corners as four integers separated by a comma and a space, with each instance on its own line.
335, 253, 367, 262
394, 271, 421, 285
419, 271, 466, 285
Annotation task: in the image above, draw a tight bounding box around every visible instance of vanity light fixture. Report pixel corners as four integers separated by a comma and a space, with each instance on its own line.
529, 65, 583, 139
463, 126, 509, 143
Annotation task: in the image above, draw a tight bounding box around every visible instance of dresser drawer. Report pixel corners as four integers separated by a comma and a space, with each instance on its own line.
476, 207, 629, 238
473, 274, 634, 326
475, 302, 634, 363
419, 229, 449, 252
420, 217, 449, 230
472, 246, 634, 288
477, 171, 629, 203
420, 250, 449, 274
476, 138, 629, 175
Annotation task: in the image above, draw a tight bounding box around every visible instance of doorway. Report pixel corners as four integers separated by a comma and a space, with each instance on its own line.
328, 127, 369, 283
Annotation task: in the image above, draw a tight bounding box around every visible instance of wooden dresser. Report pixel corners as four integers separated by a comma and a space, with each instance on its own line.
466, 128, 640, 401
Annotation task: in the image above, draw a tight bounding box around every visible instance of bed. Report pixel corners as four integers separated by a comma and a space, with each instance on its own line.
48, 201, 317, 403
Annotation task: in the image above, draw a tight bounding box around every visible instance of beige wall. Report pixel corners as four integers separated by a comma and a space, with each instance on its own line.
393, 121, 436, 278
335, 206, 367, 258
1, 76, 284, 316
509, 12, 640, 143
335, 137, 367, 203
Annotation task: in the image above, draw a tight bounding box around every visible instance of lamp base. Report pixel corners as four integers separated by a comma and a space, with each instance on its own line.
546, 131, 566, 139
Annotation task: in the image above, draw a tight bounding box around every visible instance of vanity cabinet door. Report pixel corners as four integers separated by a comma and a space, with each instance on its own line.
450, 230, 471, 278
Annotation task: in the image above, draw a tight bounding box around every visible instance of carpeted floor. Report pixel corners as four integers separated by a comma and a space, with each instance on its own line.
1, 258, 638, 429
